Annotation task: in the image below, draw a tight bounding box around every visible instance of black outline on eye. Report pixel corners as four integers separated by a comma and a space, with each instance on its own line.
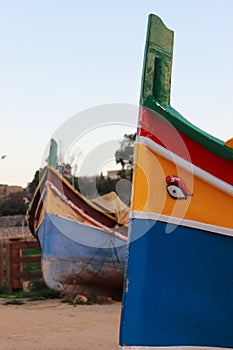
166, 184, 187, 200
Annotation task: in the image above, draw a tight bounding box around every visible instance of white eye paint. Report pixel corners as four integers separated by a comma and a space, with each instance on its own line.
166, 184, 187, 200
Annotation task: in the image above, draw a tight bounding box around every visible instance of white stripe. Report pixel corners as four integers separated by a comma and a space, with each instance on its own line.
136, 136, 233, 197
120, 347, 233, 350
130, 211, 233, 238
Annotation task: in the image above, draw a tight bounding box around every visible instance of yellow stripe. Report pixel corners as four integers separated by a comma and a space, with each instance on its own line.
41, 187, 91, 225
132, 144, 233, 230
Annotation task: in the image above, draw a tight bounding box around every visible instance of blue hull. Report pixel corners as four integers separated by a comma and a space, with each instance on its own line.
120, 219, 233, 348
38, 213, 127, 295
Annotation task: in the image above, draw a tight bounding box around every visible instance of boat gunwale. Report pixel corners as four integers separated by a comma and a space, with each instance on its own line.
143, 95, 233, 161
28, 166, 126, 236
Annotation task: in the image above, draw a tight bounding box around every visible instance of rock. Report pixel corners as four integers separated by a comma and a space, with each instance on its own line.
73, 294, 88, 304
95, 296, 113, 304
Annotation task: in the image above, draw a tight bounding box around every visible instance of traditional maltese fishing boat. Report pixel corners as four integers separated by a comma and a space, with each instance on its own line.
120, 14, 233, 349
28, 139, 129, 298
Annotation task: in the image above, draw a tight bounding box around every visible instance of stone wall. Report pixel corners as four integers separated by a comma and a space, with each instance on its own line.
0, 215, 34, 241
0, 226, 33, 241
0, 215, 26, 227
0, 184, 23, 197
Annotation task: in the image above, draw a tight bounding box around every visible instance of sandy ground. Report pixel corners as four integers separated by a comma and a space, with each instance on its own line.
0, 299, 122, 350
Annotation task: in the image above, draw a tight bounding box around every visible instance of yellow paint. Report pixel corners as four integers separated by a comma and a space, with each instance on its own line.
46, 165, 126, 224
40, 187, 90, 226
132, 144, 233, 229
225, 137, 233, 149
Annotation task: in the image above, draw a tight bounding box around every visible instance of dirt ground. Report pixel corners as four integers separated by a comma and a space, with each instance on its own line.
0, 298, 122, 350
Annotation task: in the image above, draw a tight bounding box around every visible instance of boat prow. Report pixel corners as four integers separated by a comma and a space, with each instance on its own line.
28, 153, 129, 299
120, 14, 233, 349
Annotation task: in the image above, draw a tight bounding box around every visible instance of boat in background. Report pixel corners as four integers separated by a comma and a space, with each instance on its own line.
120, 14, 233, 349
28, 140, 129, 299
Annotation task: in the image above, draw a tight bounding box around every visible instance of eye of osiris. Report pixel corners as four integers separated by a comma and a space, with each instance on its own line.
166, 184, 187, 199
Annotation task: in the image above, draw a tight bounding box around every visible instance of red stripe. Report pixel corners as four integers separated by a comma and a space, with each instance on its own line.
139, 108, 233, 185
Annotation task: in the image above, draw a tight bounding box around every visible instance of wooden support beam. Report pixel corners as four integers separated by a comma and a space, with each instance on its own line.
5, 242, 12, 294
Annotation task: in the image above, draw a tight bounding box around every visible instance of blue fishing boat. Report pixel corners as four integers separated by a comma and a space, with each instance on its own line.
28, 140, 128, 299
120, 14, 233, 349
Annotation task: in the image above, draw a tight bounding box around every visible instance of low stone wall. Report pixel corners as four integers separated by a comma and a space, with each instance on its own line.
0, 215, 26, 228
0, 226, 34, 241
0, 215, 34, 241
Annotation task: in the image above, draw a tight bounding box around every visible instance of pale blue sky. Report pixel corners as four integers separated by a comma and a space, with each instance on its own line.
1, 1, 233, 187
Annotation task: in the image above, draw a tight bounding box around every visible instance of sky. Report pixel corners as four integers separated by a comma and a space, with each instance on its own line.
0, 0, 233, 187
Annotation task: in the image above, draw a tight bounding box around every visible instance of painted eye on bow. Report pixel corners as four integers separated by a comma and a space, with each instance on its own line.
166, 175, 193, 200
166, 184, 187, 199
